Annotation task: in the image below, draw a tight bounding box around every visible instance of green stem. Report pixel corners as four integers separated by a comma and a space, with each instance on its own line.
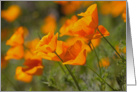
97, 28, 126, 61
57, 62, 66, 74
54, 52, 81, 91
88, 40, 102, 76
86, 65, 116, 91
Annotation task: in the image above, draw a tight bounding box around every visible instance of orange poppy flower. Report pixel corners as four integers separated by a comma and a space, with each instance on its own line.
92, 25, 110, 39
41, 15, 56, 34
1, 5, 21, 22
99, 58, 110, 68
60, 15, 78, 37
59, 4, 109, 40
36, 40, 67, 61
35, 32, 58, 54
36, 39, 87, 65
78, 4, 98, 29
6, 27, 24, 46
15, 66, 33, 83
5, 45, 24, 60
15, 51, 43, 83
23, 51, 43, 75
62, 40, 87, 65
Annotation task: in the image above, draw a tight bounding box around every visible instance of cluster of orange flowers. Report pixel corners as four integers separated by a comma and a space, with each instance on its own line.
1, 2, 126, 83
100, 1, 126, 22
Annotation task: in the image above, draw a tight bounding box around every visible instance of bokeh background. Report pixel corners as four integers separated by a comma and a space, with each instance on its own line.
1, 1, 126, 91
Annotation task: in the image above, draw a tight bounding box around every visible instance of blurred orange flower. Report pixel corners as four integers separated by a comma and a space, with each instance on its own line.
35, 32, 58, 54
115, 45, 126, 55
61, 1, 82, 15
99, 58, 110, 68
1, 5, 21, 22
6, 27, 24, 46
41, 15, 57, 34
100, 1, 126, 22
5, 45, 24, 60
15, 51, 43, 83
55, 1, 93, 15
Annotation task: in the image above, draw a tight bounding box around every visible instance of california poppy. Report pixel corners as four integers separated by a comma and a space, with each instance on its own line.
5, 45, 24, 60
15, 51, 43, 83
35, 32, 58, 54
41, 15, 57, 34
60, 15, 78, 37
1, 5, 21, 22
15, 66, 33, 83
59, 4, 109, 40
6, 27, 24, 46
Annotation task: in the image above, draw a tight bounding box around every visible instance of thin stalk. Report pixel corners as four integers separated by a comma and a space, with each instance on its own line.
97, 28, 126, 61
88, 40, 101, 76
57, 62, 66, 74
86, 65, 116, 91
54, 52, 81, 91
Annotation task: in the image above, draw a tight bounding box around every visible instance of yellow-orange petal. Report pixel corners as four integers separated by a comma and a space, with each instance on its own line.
24, 50, 41, 61
6, 27, 24, 46
78, 4, 98, 28
63, 49, 86, 65
22, 66, 43, 75
93, 25, 109, 39
15, 66, 32, 83
60, 15, 78, 37
36, 32, 58, 53
5, 45, 24, 60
